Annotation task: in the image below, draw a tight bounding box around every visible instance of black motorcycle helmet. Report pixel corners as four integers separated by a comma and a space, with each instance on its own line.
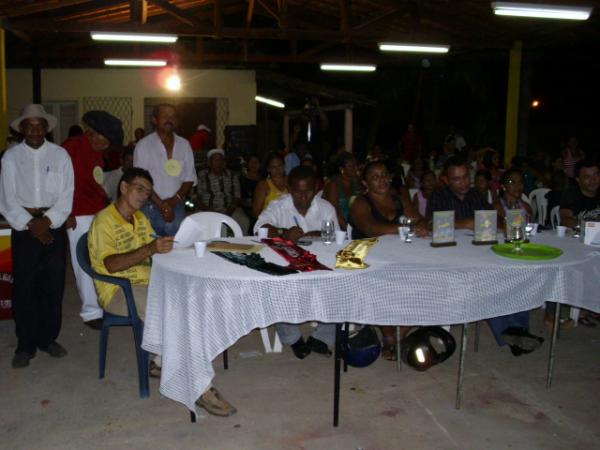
400, 326, 456, 371
342, 326, 381, 368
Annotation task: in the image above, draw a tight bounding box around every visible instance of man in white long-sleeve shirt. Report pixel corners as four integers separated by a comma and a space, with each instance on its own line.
254, 165, 339, 359
0, 104, 74, 368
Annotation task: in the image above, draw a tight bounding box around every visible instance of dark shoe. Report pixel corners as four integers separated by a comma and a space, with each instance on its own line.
196, 387, 237, 417
502, 327, 544, 353
290, 338, 311, 359
38, 342, 67, 358
306, 336, 332, 357
578, 317, 597, 328
12, 352, 34, 368
84, 319, 103, 330
509, 345, 532, 357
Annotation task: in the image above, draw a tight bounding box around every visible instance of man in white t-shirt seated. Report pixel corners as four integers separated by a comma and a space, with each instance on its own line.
254, 165, 339, 359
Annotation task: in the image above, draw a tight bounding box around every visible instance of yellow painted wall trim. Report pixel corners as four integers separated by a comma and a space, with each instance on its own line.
504, 40, 522, 167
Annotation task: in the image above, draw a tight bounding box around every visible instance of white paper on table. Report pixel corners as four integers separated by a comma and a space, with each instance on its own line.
584, 221, 600, 246
173, 217, 206, 249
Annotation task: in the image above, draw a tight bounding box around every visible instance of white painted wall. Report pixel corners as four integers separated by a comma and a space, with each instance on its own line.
7, 68, 256, 128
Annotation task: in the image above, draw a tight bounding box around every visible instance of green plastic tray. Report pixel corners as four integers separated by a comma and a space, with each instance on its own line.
491, 243, 563, 260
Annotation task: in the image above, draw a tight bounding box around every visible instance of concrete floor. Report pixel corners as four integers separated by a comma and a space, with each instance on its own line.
1, 268, 599, 450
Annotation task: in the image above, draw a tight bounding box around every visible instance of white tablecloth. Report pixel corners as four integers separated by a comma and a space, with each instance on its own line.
142, 231, 600, 411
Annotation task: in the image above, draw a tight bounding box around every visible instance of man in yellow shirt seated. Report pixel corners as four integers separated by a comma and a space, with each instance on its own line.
88, 167, 237, 417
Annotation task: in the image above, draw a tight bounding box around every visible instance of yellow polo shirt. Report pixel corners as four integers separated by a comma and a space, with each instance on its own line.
88, 203, 155, 308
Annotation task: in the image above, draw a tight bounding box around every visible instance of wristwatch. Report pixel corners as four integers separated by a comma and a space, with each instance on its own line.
277, 228, 284, 236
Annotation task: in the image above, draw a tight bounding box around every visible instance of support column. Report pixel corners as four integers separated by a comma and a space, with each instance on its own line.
283, 114, 289, 149
344, 107, 352, 152
504, 41, 522, 167
0, 29, 6, 149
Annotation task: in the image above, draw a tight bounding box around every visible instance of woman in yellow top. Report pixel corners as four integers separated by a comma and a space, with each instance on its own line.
252, 152, 288, 218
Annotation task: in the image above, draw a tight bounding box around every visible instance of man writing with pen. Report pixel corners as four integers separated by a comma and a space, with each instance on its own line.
254, 165, 340, 360
88, 167, 237, 416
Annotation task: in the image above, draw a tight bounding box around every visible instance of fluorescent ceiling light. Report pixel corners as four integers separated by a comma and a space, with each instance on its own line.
91, 32, 178, 43
492, 2, 592, 20
379, 43, 450, 53
104, 59, 167, 67
255, 96, 285, 108
320, 63, 376, 72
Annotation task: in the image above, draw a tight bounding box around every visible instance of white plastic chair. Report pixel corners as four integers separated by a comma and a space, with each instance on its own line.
520, 193, 531, 206
409, 188, 419, 201
185, 212, 282, 353
401, 163, 411, 177
528, 188, 550, 225
550, 205, 560, 230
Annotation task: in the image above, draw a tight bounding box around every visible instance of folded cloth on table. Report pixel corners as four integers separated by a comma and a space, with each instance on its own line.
335, 238, 378, 269
212, 252, 298, 276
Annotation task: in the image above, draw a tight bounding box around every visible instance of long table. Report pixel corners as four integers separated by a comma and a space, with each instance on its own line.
142, 231, 600, 414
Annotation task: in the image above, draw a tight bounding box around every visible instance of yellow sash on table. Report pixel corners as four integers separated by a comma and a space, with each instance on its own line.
335, 238, 378, 269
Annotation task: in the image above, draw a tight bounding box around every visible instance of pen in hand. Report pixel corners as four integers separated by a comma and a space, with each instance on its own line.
151, 233, 178, 243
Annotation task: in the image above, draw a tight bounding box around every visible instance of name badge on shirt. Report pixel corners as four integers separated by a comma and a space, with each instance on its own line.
93, 166, 104, 185
164, 159, 182, 177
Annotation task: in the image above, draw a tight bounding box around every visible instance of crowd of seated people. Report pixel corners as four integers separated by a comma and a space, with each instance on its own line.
3, 103, 598, 420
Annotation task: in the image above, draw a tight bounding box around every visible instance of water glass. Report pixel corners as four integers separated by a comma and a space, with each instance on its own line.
572, 223, 581, 239
321, 220, 335, 245
525, 223, 534, 238
511, 226, 524, 253
404, 218, 415, 243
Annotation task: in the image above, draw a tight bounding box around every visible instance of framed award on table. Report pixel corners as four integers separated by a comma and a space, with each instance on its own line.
431, 211, 457, 247
473, 210, 498, 245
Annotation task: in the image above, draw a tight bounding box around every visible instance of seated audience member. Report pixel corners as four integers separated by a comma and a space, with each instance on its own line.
240, 154, 262, 230
301, 157, 324, 193
546, 156, 569, 213
558, 158, 600, 327
493, 168, 532, 225
252, 152, 288, 219
510, 156, 537, 195
349, 161, 428, 359
88, 167, 237, 416
254, 166, 339, 359
196, 148, 249, 234
412, 170, 437, 218
474, 169, 495, 205
103, 149, 134, 202
480, 148, 504, 197
323, 152, 360, 231
430, 157, 543, 355
428, 156, 492, 227
405, 158, 426, 190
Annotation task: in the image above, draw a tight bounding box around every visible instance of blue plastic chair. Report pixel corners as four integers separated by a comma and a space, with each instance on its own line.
76, 232, 150, 398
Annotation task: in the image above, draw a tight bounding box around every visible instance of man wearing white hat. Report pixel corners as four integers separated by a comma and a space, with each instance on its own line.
196, 148, 249, 234
0, 104, 74, 368
134, 104, 196, 236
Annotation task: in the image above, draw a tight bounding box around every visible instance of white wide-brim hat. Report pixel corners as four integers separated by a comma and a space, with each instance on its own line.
207, 148, 225, 160
11, 104, 57, 132
197, 124, 212, 132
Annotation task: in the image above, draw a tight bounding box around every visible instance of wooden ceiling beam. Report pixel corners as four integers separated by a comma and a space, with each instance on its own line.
246, 0, 256, 27
146, 0, 199, 27
213, 0, 223, 38
352, 8, 399, 32
0, 0, 90, 18
256, 0, 279, 22
130, 0, 148, 25
279, 0, 288, 29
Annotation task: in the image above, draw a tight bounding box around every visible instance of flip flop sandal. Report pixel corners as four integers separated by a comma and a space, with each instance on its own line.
578, 317, 597, 328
